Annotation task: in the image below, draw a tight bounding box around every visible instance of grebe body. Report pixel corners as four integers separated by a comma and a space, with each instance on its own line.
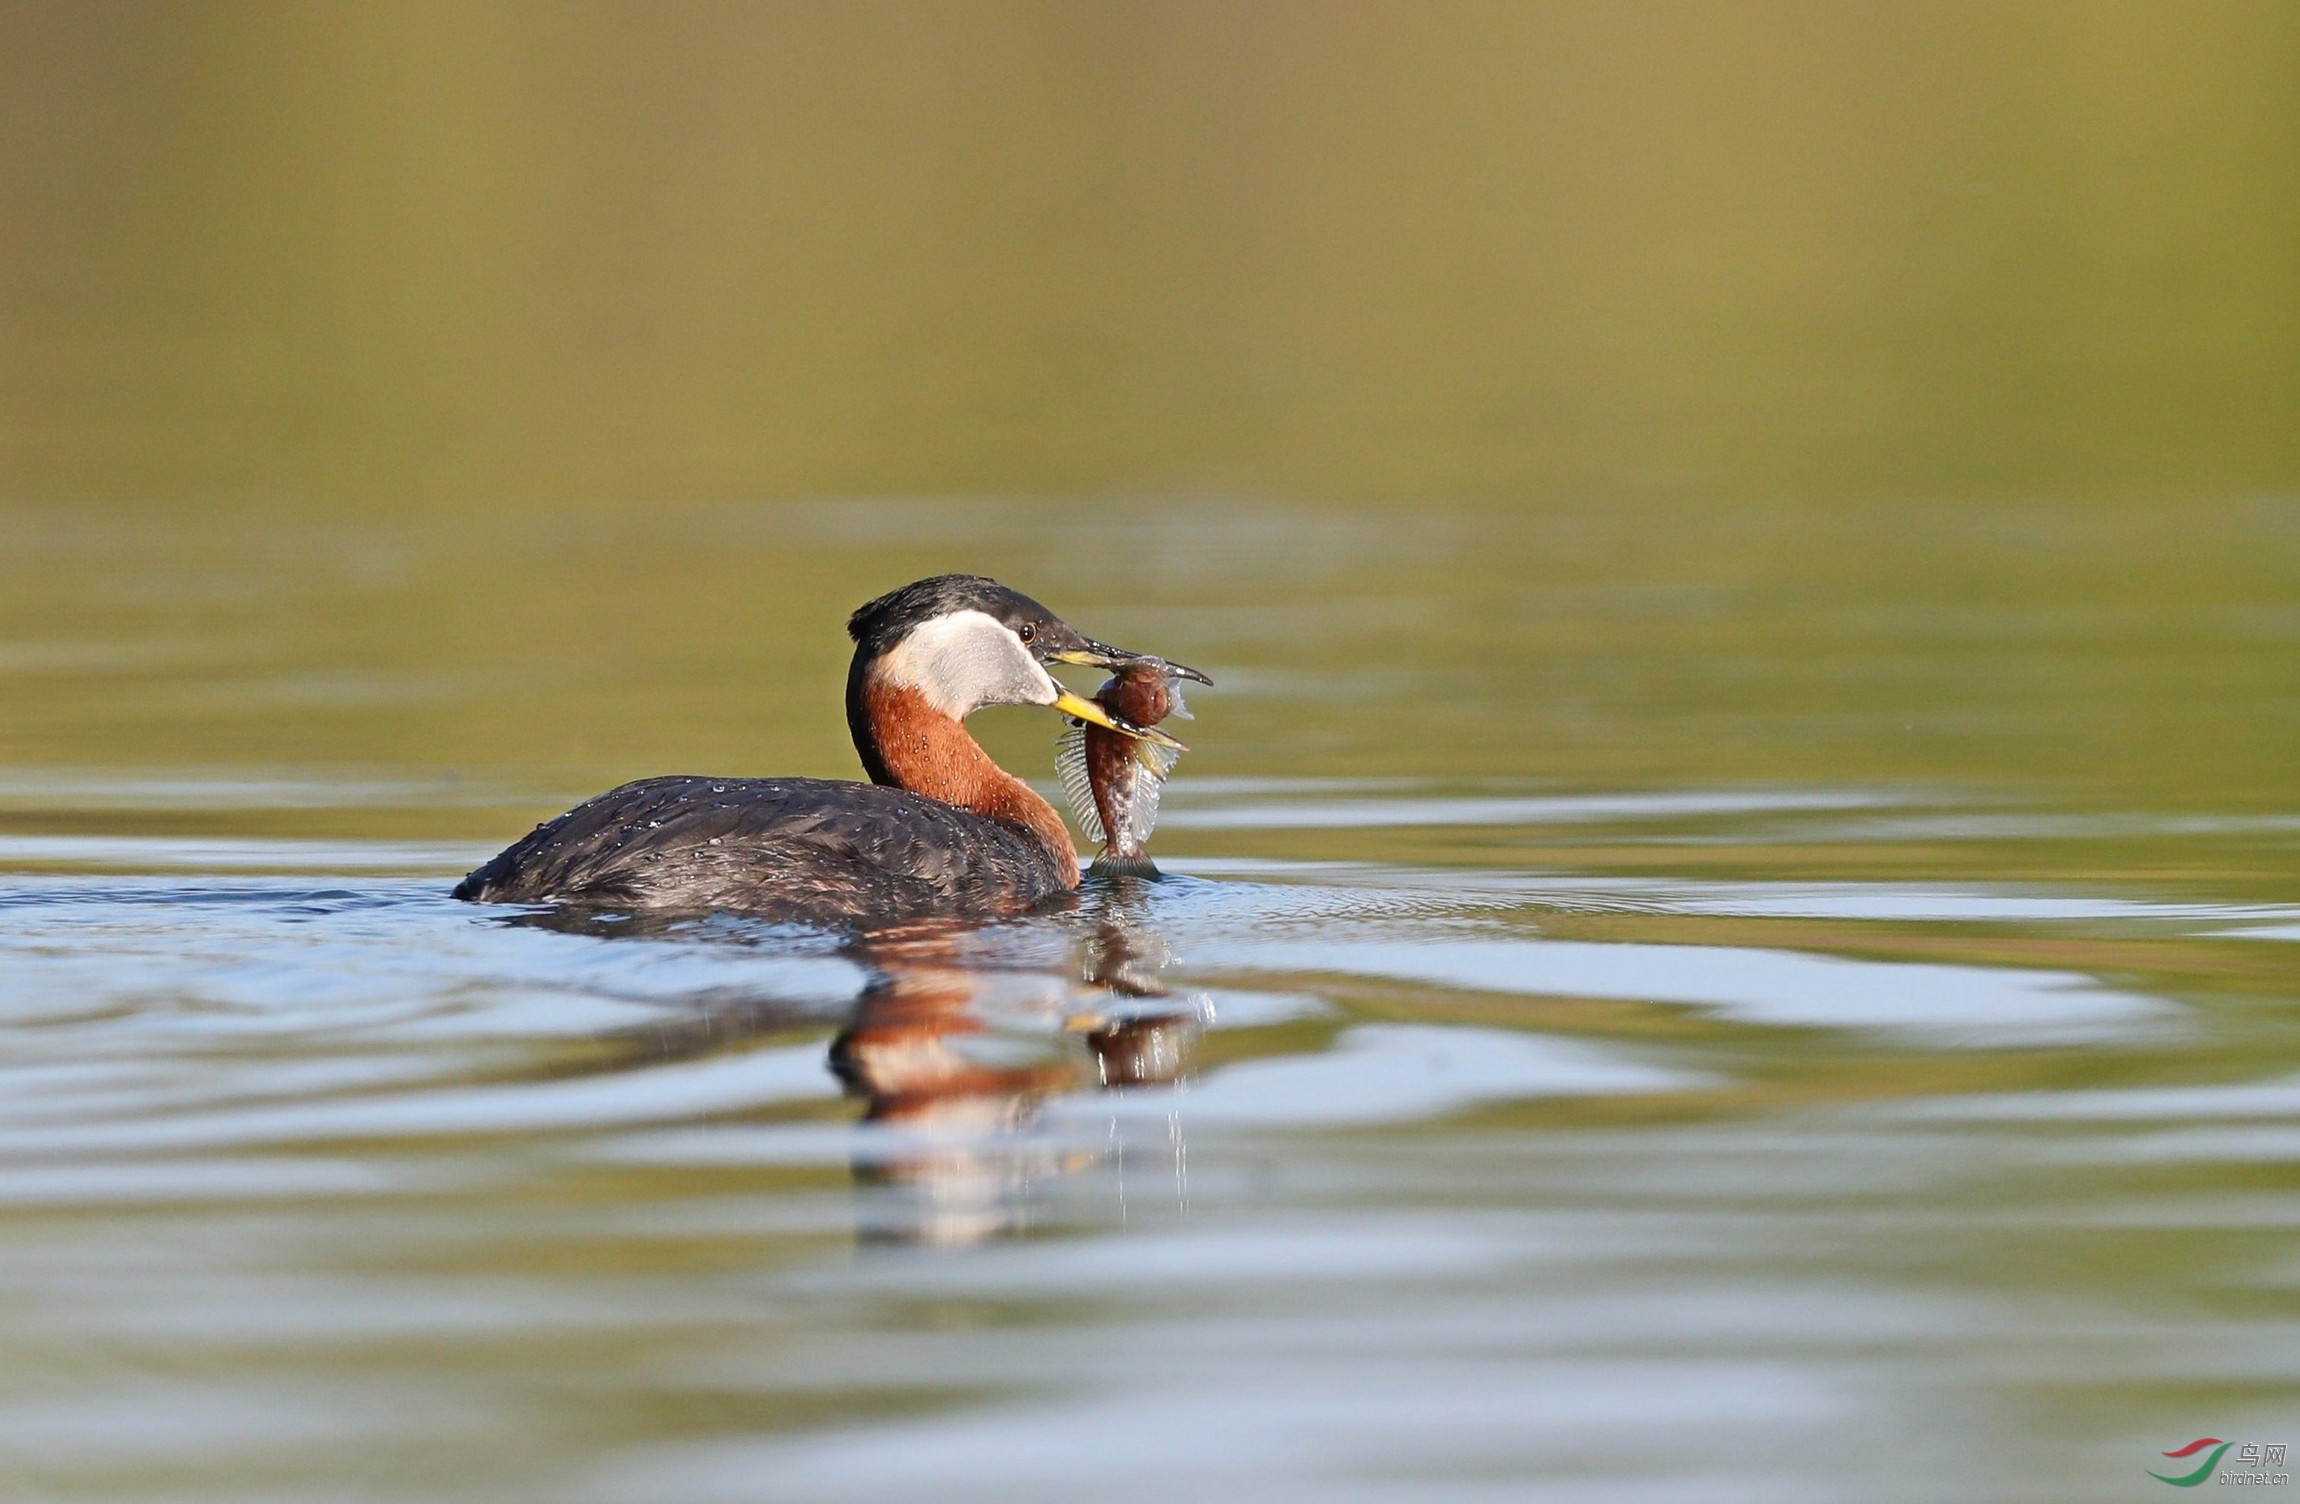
453, 775, 1071, 917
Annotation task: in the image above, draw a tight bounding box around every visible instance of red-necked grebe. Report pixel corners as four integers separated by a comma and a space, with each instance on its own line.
454, 575, 1195, 921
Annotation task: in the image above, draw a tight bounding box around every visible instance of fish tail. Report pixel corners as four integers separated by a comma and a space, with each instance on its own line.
1087, 852, 1163, 880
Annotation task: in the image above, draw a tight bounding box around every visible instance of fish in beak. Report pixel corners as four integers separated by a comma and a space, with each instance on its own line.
1033, 622, 1208, 750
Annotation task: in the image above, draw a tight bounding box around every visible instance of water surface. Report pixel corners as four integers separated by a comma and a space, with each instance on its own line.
2, 498, 2296, 1501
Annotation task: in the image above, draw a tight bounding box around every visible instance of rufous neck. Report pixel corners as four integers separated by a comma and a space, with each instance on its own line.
847, 671, 1078, 885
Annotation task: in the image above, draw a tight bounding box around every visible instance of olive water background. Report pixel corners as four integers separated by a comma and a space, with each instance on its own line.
4, 5, 2299, 1500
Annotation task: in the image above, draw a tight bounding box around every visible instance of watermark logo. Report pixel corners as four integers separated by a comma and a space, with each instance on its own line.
2150, 1439, 2287, 1488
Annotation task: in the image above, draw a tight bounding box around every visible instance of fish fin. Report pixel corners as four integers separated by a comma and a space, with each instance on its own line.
1054, 725, 1105, 846
1119, 758, 1167, 849
1088, 852, 1162, 879
1107, 739, 1178, 851
1134, 740, 1183, 779
1167, 683, 1193, 721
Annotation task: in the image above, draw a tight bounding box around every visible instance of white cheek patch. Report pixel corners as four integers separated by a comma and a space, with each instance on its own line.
875, 610, 1058, 718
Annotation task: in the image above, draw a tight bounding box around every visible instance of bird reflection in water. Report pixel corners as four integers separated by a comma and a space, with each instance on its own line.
830, 881, 1205, 1244
515, 879, 1206, 1246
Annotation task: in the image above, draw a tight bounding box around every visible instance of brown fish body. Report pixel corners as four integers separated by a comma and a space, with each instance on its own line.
1055, 657, 1200, 877
1086, 667, 1173, 864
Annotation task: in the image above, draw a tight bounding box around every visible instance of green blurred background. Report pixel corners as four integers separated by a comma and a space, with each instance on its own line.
2, 1, 2296, 822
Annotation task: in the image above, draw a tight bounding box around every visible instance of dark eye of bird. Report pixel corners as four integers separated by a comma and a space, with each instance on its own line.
1018, 622, 1036, 643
